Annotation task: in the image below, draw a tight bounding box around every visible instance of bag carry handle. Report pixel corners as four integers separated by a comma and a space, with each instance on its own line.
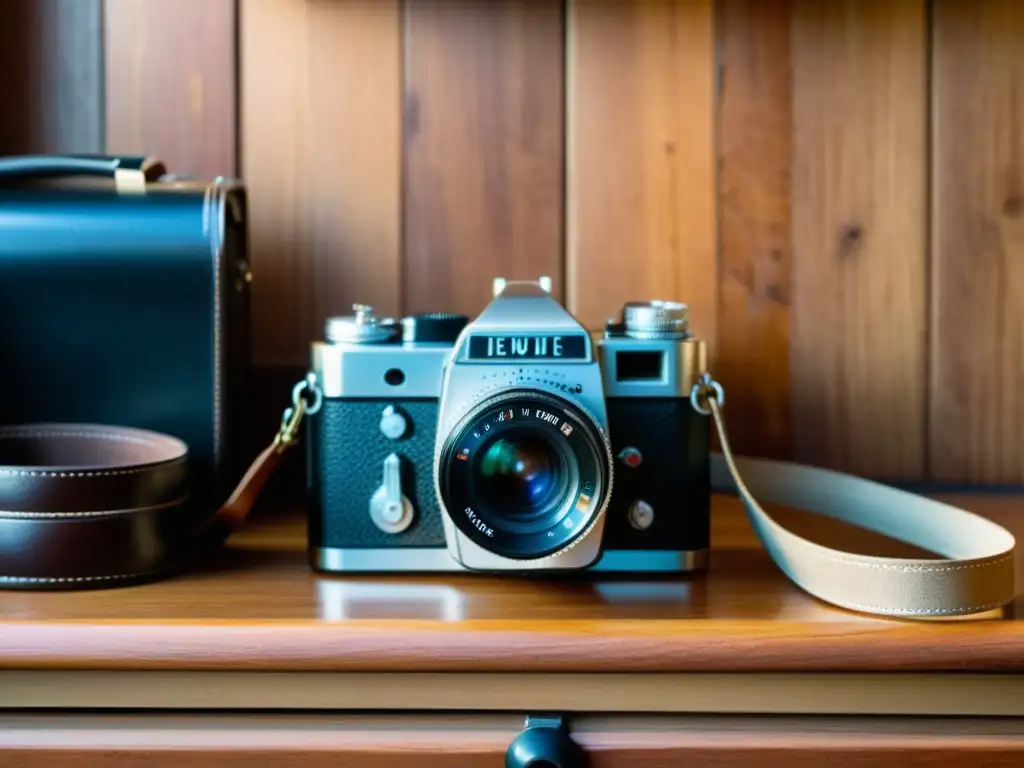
204, 372, 1016, 619
0, 154, 166, 192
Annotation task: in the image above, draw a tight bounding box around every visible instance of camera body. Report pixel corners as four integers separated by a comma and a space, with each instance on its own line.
306, 279, 710, 575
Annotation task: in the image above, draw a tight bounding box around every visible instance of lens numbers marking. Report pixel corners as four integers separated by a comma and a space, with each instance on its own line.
534, 409, 560, 427
463, 507, 494, 538
496, 409, 514, 423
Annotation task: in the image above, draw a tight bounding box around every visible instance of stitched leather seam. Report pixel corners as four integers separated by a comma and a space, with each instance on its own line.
0, 431, 161, 446
0, 498, 190, 518
843, 601, 1007, 615
0, 462, 185, 478
816, 553, 1013, 572
0, 572, 161, 584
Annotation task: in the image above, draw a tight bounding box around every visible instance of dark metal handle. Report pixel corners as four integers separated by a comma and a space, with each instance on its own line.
0, 154, 166, 182
506, 715, 587, 768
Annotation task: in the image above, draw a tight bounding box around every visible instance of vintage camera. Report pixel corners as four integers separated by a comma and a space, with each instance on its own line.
306, 278, 710, 574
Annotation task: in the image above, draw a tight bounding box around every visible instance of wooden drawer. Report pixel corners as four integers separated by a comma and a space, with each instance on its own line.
2, 713, 1024, 767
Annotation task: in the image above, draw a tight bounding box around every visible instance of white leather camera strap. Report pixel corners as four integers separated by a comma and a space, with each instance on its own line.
696, 376, 1017, 618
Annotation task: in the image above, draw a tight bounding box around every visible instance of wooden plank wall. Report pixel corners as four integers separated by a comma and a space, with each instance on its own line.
0, 0, 103, 154
932, 0, 1024, 486
2, 0, 1022, 487
103, 0, 237, 180
790, 0, 929, 480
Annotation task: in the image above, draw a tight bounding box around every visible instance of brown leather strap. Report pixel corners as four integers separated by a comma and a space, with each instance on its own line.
191, 441, 288, 550
0, 423, 286, 589
190, 391, 307, 549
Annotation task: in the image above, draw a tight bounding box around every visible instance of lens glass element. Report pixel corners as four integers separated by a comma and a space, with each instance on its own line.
475, 431, 567, 524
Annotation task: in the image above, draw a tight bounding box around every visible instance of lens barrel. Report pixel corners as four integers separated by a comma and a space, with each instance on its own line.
437, 389, 612, 560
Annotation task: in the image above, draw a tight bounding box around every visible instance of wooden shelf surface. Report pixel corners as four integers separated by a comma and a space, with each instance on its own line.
0, 493, 1021, 673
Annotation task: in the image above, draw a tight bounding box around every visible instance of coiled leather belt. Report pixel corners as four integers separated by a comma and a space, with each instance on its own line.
0, 422, 280, 589
0, 424, 192, 587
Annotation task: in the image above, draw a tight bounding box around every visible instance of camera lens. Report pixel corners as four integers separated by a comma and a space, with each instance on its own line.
437, 389, 612, 560
474, 431, 568, 526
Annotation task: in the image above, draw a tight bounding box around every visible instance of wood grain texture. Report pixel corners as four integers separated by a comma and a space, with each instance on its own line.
566, 0, 717, 342
402, 0, 566, 317
241, 0, 402, 366
3, 714, 1024, 768
0, 0, 103, 155
931, 0, 1024, 485
0, 493, 1020, 673
104, 0, 236, 177
715, 0, 793, 459
790, 0, 928, 478
4, 669, 1024, 716
0, 714, 517, 768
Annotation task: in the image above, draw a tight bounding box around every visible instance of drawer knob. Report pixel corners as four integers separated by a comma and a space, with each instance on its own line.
506, 714, 587, 768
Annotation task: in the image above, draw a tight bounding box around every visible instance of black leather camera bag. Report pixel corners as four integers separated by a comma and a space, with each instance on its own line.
0, 154, 251, 520
0, 155, 258, 586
